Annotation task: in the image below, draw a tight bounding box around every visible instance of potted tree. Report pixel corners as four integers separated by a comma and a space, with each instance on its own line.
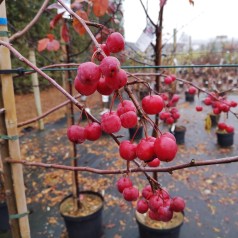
216, 122, 234, 147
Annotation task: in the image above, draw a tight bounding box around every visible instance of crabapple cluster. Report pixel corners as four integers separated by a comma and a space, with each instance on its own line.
203, 93, 237, 115
116, 178, 185, 222
217, 122, 234, 133
67, 31, 184, 222
74, 32, 126, 96
137, 185, 185, 222
119, 132, 177, 163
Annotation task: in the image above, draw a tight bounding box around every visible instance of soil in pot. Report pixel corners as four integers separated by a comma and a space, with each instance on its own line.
60, 191, 104, 238
136, 211, 184, 238
216, 132, 234, 147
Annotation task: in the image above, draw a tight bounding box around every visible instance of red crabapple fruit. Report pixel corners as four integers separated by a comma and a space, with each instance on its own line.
188, 86, 197, 95
136, 199, 149, 214
142, 95, 164, 115
77, 62, 101, 85
67, 125, 86, 144
119, 140, 137, 161
99, 56, 120, 77
147, 158, 161, 167
97, 76, 114, 95
74, 77, 98, 96
85, 122, 102, 141
136, 137, 156, 161
117, 100, 136, 116
170, 196, 185, 212
106, 32, 125, 53
154, 135, 177, 162
116, 177, 133, 193
122, 186, 139, 201
101, 111, 121, 134
120, 111, 138, 128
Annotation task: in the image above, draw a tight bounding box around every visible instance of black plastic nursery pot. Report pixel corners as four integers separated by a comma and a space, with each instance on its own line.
216, 132, 234, 147
185, 92, 194, 102
0, 202, 10, 232
129, 126, 143, 140
135, 211, 184, 238
60, 191, 104, 238
170, 126, 186, 145
209, 114, 220, 127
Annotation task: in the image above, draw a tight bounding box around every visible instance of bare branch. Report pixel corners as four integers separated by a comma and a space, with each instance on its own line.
5, 156, 238, 174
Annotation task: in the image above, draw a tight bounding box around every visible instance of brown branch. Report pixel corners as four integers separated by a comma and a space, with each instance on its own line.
9, 0, 51, 42
5, 156, 238, 174
17, 94, 81, 128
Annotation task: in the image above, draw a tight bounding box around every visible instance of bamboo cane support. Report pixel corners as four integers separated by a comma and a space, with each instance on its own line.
29, 49, 44, 130
0, 1, 31, 237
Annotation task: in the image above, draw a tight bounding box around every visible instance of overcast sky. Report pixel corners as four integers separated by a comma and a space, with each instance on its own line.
123, 0, 238, 43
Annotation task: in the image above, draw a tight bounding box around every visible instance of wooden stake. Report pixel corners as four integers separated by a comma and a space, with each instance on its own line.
0, 1, 31, 237
29, 49, 44, 130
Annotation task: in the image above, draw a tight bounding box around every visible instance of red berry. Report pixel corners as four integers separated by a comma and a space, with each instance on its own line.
220, 104, 230, 112
165, 116, 174, 125
188, 86, 197, 95
136, 199, 149, 214
147, 158, 161, 167
74, 77, 97, 96
142, 185, 153, 200
148, 195, 163, 212
101, 111, 121, 134
170, 196, 185, 212
230, 101, 237, 107
142, 95, 164, 115
67, 125, 86, 144
213, 107, 221, 115
157, 206, 173, 222
77, 62, 101, 85
136, 137, 156, 161
225, 125, 234, 133
203, 97, 212, 105
117, 100, 136, 116
123, 186, 139, 201
164, 76, 173, 85
106, 32, 125, 53
160, 93, 169, 101
85, 122, 101, 141
120, 111, 138, 128
148, 210, 160, 221
97, 76, 114, 95
119, 140, 137, 161
100, 56, 120, 77
116, 177, 133, 193
218, 122, 227, 130
171, 94, 180, 103
105, 69, 127, 90
170, 74, 176, 82
154, 136, 177, 162
161, 132, 176, 142
196, 106, 203, 112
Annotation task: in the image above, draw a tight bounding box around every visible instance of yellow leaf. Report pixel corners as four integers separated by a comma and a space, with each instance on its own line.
204, 115, 212, 132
